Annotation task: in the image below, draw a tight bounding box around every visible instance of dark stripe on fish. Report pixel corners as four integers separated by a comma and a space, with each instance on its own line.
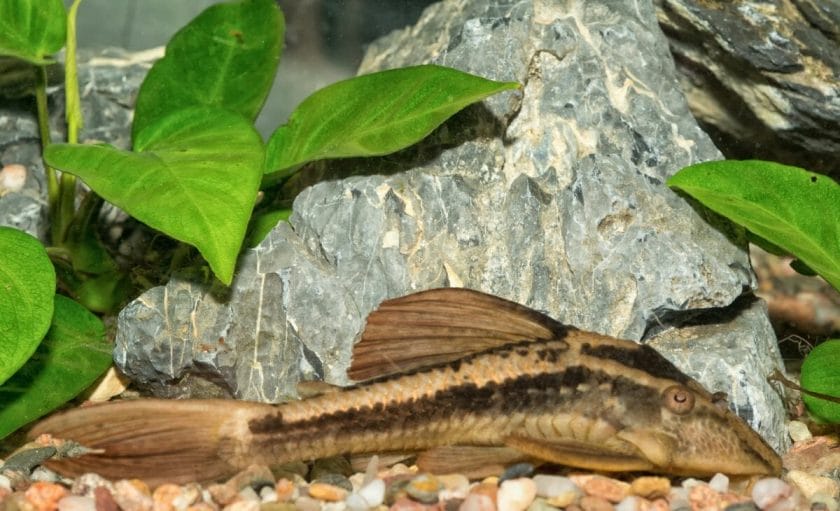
580, 342, 692, 385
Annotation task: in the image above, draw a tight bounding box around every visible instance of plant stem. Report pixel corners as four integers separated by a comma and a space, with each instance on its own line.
34, 66, 62, 245
55, 0, 85, 244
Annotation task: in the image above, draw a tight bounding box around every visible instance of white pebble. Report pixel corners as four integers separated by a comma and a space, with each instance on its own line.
810, 492, 839, 511
787, 420, 812, 442
0, 164, 26, 193
57, 496, 95, 511
532, 475, 579, 499
707, 473, 729, 493
614, 496, 644, 511
459, 493, 495, 511
357, 479, 385, 508
752, 477, 799, 511
345, 493, 370, 511
224, 501, 260, 511
296, 496, 324, 511
260, 486, 278, 502
497, 478, 537, 511
238, 486, 260, 502
0, 475, 10, 491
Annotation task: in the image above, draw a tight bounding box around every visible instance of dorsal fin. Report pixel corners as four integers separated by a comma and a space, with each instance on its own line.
347, 287, 570, 381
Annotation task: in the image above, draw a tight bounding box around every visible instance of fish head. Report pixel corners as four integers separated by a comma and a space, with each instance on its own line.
616, 380, 782, 477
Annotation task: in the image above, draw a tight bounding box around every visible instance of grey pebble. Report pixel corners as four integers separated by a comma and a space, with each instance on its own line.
311, 457, 353, 479
312, 473, 353, 493
499, 463, 535, 483
723, 503, 760, 511
0, 447, 56, 474
405, 474, 442, 504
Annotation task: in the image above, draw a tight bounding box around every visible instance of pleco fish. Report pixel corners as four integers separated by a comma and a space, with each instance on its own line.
31, 288, 782, 486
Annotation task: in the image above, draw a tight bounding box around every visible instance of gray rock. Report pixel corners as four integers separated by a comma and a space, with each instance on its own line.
655, 0, 840, 179
0, 48, 154, 238
116, 0, 788, 451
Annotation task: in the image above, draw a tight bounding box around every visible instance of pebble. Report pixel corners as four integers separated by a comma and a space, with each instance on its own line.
787, 420, 813, 442
307, 483, 348, 502
459, 493, 495, 511
94, 487, 120, 511
497, 478, 536, 511
312, 475, 353, 494
579, 495, 613, 511
0, 163, 27, 194
573, 475, 629, 504
405, 474, 442, 504
57, 496, 95, 511
786, 470, 840, 501
752, 478, 800, 511
628, 477, 670, 500
356, 479, 385, 508
708, 473, 730, 494
112, 480, 153, 511
71, 474, 113, 497
499, 465, 534, 483
276, 480, 298, 502
153, 483, 187, 511
0, 474, 12, 491
223, 500, 259, 511
25, 481, 70, 511
810, 493, 840, 511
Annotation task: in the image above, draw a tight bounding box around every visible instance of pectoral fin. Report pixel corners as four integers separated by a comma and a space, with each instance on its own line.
503, 434, 655, 472
417, 445, 532, 479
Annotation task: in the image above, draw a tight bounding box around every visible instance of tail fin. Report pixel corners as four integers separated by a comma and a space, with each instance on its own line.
29, 399, 268, 486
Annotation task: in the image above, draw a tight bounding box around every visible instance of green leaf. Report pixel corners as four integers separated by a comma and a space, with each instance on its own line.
133, 0, 283, 142
0, 0, 66, 64
45, 107, 264, 285
0, 295, 111, 439
265, 65, 520, 177
801, 339, 840, 423
0, 227, 55, 386
247, 208, 291, 247
667, 160, 840, 291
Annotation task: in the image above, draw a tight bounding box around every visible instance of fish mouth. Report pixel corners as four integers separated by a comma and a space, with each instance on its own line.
617, 424, 781, 477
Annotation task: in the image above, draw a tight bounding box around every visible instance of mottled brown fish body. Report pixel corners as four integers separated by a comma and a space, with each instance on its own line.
31, 288, 782, 486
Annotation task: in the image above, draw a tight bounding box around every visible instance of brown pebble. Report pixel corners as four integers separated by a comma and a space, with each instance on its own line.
275, 480, 296, 503
185, 504, 217, 511
470, 482, 498, 503
25, 482, 69, 511
578, 495, 613, 511
629, 477, 670, 500
207, 484, 239, 507
390, 496, 436, 511
307, 482, 347, 502
112, 480, 153, 511
223, 501, 259, 511
576, 476, 628, 504
227, 465, 275, 492
152, 484, 183, 511
94, 487, 119, 511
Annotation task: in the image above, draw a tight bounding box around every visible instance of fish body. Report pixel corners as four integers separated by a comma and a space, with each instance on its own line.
31, 288, 782, 486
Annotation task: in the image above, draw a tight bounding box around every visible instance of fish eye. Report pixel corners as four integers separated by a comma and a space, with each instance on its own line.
662, 385, 695, 414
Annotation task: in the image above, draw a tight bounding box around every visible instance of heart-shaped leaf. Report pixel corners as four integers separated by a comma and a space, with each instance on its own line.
800, 339, 840, 423
668, 160, 840, 292
45, 107, 264, 285
133, 0, 283, 141
0, 295, 111, 439
265, 65, 519, 178
0, 227, 55, 386
0, 0, 66, 64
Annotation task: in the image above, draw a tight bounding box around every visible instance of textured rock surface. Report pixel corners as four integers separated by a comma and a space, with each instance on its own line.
655, 0, 840, 177
0, 49, 154, 238
116, 0, 788, 450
